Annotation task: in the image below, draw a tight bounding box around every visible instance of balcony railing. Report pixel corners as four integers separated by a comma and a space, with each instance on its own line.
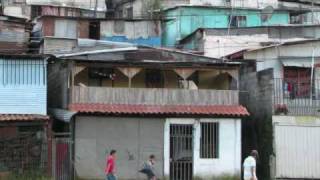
273, 78, 320, 115
71, 86, 239, 105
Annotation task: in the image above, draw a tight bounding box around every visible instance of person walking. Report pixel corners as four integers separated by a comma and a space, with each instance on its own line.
243, 150, 259, 180
139, 154, 157, 180
105, 150, 117, 180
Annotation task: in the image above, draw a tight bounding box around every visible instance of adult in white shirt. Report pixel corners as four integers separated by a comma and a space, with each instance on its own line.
243, 150, 259, 180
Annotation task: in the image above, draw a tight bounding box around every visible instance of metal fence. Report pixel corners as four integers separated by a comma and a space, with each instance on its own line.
52, 133, 72, 180
170, 124, 193, 180
273, 78, 320, 115
0, 132, 48, 179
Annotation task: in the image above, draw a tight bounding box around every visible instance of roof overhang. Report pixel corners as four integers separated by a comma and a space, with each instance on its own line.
69, 103, 249, 117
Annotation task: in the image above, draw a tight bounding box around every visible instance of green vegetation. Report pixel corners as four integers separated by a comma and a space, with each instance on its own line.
0, 171, 52, 180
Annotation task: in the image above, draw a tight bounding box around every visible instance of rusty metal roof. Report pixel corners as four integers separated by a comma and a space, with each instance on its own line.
0, 114, 49, 122
69, 103, 249, 117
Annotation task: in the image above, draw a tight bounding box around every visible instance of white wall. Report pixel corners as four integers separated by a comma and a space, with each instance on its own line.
164, 118, 242, 178
273, 116, 320, 179
204, 34, 269, 58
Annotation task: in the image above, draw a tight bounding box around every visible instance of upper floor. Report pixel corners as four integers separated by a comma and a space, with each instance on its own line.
178, 25, 320, 58
241, 39, 320, 116
162, 6, 293, 46
0, 55, 47, 115
114, 0, 279, 19
1, 0, 107, 19
48, 44, 241, 109
31, 16, 161, 49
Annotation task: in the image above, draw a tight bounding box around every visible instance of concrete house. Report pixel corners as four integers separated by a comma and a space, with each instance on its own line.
31, 15, 161, 50
48, 39, 249, 179
162, 5, 292, 47
178, 25, 320, 58
240, 39, 320, 179
0, 54, 50, 177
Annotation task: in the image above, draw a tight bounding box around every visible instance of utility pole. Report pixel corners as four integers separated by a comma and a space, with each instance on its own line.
94, 0, 98, 17
312, 0, 315, 23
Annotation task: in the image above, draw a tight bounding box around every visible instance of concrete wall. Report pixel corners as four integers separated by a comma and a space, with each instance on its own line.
272, 116, 320, 179
162, 7, 290, 46
74, 116, 165, 179
100, 20, 161, 46
244, 41, 320, 78
164, 118, 242, 178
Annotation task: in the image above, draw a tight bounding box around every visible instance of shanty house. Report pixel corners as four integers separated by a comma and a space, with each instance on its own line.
0, 54, 49, 177
48, 39, 249, 179
0, 15, 31, 54
31, 15, 161, 50
240, 39, 320, 179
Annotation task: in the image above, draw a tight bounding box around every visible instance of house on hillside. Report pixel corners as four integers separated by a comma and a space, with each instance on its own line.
31, 15, 161, 51
0, 54, 50, 177
162, 5, 295, 47
178, 25, 320, 58
113, 0, 279, 19
0, 0, 107, 19
240, 39, 320, 179
48, 40, 249, 179
0, 15, 31, 54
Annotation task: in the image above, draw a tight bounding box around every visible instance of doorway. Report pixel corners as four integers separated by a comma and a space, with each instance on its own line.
169, 124, 193, 180
89, 21, 100, 40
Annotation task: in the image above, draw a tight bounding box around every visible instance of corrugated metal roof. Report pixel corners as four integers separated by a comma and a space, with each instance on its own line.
69, 103, 249, 117
0, 114, 49, 122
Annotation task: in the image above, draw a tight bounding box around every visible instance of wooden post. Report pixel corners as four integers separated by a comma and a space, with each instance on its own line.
129, 77, 132, 88
46, 119, 53, 177
69, 61, 75, 105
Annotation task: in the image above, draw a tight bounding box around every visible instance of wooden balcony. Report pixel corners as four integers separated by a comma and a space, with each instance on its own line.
71, 86, 239, 105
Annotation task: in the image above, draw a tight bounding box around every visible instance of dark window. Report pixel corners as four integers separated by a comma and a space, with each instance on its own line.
89, 21, 100, 40
200, 122, 219, 159
230, 16, 247, 27
88, 68, 114, 86
31, 5, 42, 19
145, 69, 164, 88
126, 7, 133, 19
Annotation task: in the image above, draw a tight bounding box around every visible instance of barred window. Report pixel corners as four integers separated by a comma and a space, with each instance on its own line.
200, 122, 219, 159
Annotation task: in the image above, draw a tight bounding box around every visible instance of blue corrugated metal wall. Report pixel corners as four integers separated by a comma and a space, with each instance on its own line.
0, 58, 47, 115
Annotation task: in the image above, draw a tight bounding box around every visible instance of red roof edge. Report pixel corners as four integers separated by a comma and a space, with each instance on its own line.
69, 103, 249, 117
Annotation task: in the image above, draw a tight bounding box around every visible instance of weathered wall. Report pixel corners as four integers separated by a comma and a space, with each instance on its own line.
75, 116, 165, 179
100, 20, 161, 46
180, 26, 320, 53
0, 18, 29, 54
162, 7, 290, 46
47, 61, 69, 109
240, 67, 274, 180
43, 37, 77, 54
272, 116, 320, 179
190, 0, 278, 8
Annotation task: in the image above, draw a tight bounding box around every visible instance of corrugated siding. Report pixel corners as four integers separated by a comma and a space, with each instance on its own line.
275, 124, 320, 178
54, 19, 77, 39
0, 58, 47, 115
